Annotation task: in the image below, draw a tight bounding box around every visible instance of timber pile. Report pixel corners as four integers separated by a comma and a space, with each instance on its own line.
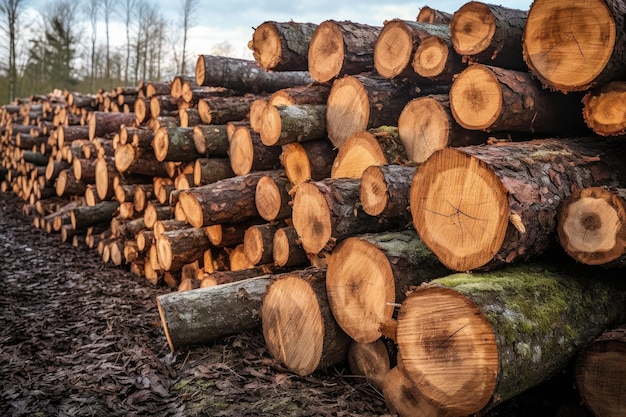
2, 1, 626, 416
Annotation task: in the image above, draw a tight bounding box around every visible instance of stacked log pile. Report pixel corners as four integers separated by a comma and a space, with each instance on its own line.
2, 1, 626, 416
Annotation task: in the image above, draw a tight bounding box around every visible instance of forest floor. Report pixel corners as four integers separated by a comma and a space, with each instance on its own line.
0, 191, 591, 417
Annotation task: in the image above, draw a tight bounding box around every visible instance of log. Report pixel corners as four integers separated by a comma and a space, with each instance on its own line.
291, 177, 401, 254
70, 200, 119, 230
192, 124, 230, 157
272, 226, 309, 268
114, 144, 169, 177
557, 186, 626, 266
250, 21, 318, 71
254, 170, 292, 221
308, 20, 381, 83
195, 55, 314, 94
326, 229, 449, 343
383, 366, 449, 417
396, 262, 626, 416
197, 94, 258, 125
94, 156, 118, 201
374, 19, 451, 80
268, 84, 330, 107
410, 138, 626, 272
153, 126, 201, 162
243, 222, 282, 265
145, 81, 171, 98
156, 226, 211, 271
55, 168, 86, 197
575, 326, 626, 417
523, 0, 626, 93
157, 274, 278, 352
347, 339, 394, 392
228, 243, 256, 271
179, 169, 285, 228
204, 218, 266, 248
57, 125, 90, 148
259, 104, 327, 146
360, 164, 417, 221
228, 125, 282, 176
150, 95, 178, 119
413, 35, 467, 84
178, 107, 201, 128
120, 125, 153, 148
398, 95, 488, 163
280, 141, 336, 185
143, 202, 172, 229
261, 268, 351, 376
193, 157, 235, 186
88, 111, 136, 141
449, 64, 588, 134
450, 2, 528, 71
582, 81, 626, 136
331, 127, 408, 179
134, 98, 150, 125
417, 6, 453, 24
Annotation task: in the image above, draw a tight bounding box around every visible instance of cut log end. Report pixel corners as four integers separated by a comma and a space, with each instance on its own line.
251, 22, 282, 71
399, 96, 451, 164
413, 36, 449, 78
178, 192, 203, 228
195, 55, 206, 86
259, 104, 282, 146
308, 20, 344, 83
449, 64, 502, 131
291, 182, 332, 254
410, 148, 509, 272
397, 285, 498, 416
152, 128, 169, 162
331, 131, 388, 179
374, 20, 414, 79
326, 75, 369, 148
582, 82, 626, 136
360, 165, 389, 216
450, 2, 496, 56
281, 142, 312, 185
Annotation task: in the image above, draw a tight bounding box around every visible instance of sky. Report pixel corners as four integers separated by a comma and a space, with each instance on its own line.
23, 0, 534, 64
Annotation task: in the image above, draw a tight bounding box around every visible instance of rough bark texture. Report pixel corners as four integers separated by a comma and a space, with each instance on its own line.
193, 157, 235, 186
197, 94, 259, 125
359, 164, 417, 222
70, 200, 119, 231
192, 124, 230, 157
417, 6, 453, 24
259, 104, 328, 146
156, 226, 211, 271
272, 226, 309, 268
88, 111, 136, 141
254, 170, 292, 221
251, 21, 318, 71
229, 125, 282, 176
280, 141, 336, 185
152, 127, 200, 163
268, 84, 331, 107
114, 144, 169, 177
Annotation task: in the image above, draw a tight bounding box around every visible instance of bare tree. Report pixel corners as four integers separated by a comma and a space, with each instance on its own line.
99, 0, 114, 87
117, 0, 137, 84
0, 0, 28, 102
179, 0, 196, 75
84, 0, 98, 91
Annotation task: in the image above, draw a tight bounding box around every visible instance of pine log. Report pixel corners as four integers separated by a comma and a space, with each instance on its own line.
451, 2, 527, 71
132, 184, 153, 213
417, 6, 453, 24
70, 200, 119, 230
272, 226, 309, 268
374, 19, 451, 80
157, 274, 278, 352
55, 168, 87, 197
261, 268, 351, 376
268, 84, 331, 107
179, 169, 285, 228
45, 159, 70, 183
178, 107, 201, 128
134, 98, 150, 125
193, 157, 235, 186
360, 164, 417, 222
331, 127, 408, 179
582, 81, 626, 136
57, 125, 90, 148
557, 186, 626, 266
575, 326, 626, 417
449, 64, 588, 134
228, 243, 256, 271
280, 141, 336, 185
197, 94, 258, 125
410, 138, 626, 272
143, 202, 172, 229
254, 170, 292, 221
156, 226, 211, 271
413, 35, 466, 84
229, 125, 282, 176
120, 125, 153, 148
204, 218, 266, 248
259, 104, 327, 146
396, 262, 626, 416
250, 21, 318, 71
195, 55, 314, 94
291, 177, 400, 254
192, 124, 230, 157
114, 144, 169, 177
88, 111, 136, 141
398, 95, 488, 163
308, 20, 381, 83
523, 0, 626, 93
94, 156, 118, 201
243, 222, 282, 265
153, 126, 201, 162
326, 229, 449, 343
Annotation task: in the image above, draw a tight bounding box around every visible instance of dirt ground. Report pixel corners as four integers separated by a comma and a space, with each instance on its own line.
0, 191, 592, 417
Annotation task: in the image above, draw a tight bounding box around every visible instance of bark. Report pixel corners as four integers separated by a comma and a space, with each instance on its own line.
280, 140, 336, 185
582, 81, 626, 136
272, 226, 309, 268
121, 126, 154, 148
204, 218, 266, 248
88, 111, 136, 141
243, 222, 282, 265
156, 226, 211, 271
398, 95, 488, 163
575, 326, 626, 417
291, 177, 401, 254
268, 84, 331, 107
413, 35, 467, 85
259, 104, 327, 146
193, 158, 235, 186
57, 125, 90, 148
145, 81, 171, 98
152, 126, 201, 162
178, 107, 201, 128
195, 55, 314, 94
197, 94, 258, 125
150, 95, 179, 119
261, 268, 351, 376
410, 138, 626, 272
449, 64, 589, 134
326, 229, 449, 343
331, 127, 408, 179
417, 6, 453, 24
251, 21, 318, 71
229, 125, 282, 176
114, 144, 169, 177
55, 168, 87, 197
179, 169, 285, 228
70, 200, 119, 230
557, 186, 626, 266
360, 164, 417, 221
451, 2, 528, 71
192, 124, 230, 157
396, 262, 626, 416
308, 20, 381, 83
523, 0, 626, 93
254, 170, 292, 221
143, 202, 172, 229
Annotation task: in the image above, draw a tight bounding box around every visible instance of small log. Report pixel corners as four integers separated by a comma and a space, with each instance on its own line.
360, 164, 417, 222
451, 2, 528, 71
243, 222, 282, 265
575, 326, 626, 417
417, 6, 453, 24
57, 125, 90, 148
228, 125, 282, 176
308, 20, 381, 83
178, 107, 201, 128
268, 84, 331, 107
143, 202, 172, 229
259, 104, 327, 146
413, 35, 466, 84
192, 124, 230, 158
55, 168, 86, 197
272, 226, 309, 268
347, 339, 394, 392
396, 262, 626, 416
557, 186, 626, 266
261, 268, 351, 376
204, 218, 266, 248
153, 126, 201, 162
94, 156, 118, 200
70, 200, 119, 230
280, 141, 336, 185
193, 157, 235, 186
326, 229, 449, 343
582, 81, 626, 136
156, 226, 211, 271
199, 266, 273, 287
88, 111, 136, 141
114, 144, 169, 177
254, 170, 292, 221
145, 81, 172, 98
197, 94, 258, 125
250, 21, 318, 71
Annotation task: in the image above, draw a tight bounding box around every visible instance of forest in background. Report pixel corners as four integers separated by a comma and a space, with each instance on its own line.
0, 0, 235, 105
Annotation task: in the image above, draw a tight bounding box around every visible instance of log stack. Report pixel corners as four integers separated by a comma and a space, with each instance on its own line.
2, 2, 626, 417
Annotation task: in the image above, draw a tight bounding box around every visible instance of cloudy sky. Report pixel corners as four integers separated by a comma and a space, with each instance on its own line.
24, 0, 533, 61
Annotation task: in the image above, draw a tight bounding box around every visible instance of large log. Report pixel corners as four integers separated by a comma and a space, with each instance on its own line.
326, 229, 449, 343
523, 0, 626, 93
70, 200, 119, 230
582, 81, 626, 136
250, 21, 318, 71
396, 262, 626, 416
291, 177, 400, 254
308, 20, 381, 83
409, 138, 626, 272
280, 140, 336, 185
450, 2, 528, 71
261, 267, 351, 376
195, 55, 314, 94
449, 64, 588, 134
557, 186, 626, 266
575, 326, 626, 417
